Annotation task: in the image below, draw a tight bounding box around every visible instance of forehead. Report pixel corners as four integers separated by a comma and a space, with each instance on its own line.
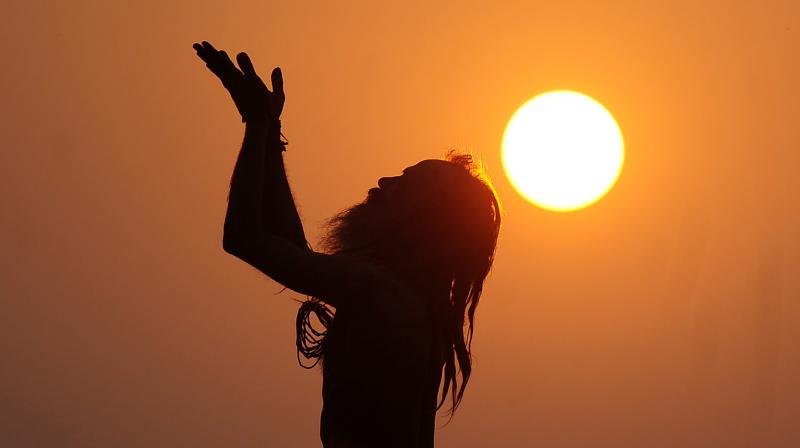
403, 159, 453, 177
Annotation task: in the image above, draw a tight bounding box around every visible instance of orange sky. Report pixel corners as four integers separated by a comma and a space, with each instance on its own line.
2, 1, 799, 446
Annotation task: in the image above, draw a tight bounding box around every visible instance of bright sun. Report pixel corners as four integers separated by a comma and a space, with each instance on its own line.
501, 90, 624, 212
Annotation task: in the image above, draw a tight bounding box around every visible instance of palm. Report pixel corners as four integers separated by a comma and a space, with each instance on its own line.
193, 41, 284, 122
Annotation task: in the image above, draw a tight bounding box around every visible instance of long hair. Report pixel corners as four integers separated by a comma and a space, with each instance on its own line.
296, 150, 502, 416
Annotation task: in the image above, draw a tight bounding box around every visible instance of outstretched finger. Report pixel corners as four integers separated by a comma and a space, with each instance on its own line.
236, 52, 261, 79
216, 50, 238, 72
193, 41, 218, 60
271, 67, 284, 97
193, 42, 213, 63
211, 52, 242, 84
193, 42, 238, 78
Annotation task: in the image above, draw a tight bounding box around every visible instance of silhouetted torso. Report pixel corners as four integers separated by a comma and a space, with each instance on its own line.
320, 275, 443, 448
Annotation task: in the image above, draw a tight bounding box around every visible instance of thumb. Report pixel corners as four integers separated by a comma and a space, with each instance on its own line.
271, 67, 284, 97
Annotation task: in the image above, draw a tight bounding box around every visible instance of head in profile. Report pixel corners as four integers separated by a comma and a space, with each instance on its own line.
297, 149, 502, 414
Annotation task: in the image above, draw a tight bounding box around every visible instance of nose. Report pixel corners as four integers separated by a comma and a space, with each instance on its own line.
378, 175, 400, 190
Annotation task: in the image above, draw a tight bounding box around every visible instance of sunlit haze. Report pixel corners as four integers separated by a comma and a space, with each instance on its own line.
3, 1, 799, 447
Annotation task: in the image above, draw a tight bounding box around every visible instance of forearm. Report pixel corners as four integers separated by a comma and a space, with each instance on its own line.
223, 122, 269, 247
262, 124, 310, 250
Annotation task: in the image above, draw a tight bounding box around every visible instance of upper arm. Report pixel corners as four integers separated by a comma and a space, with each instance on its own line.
224, 232, 381, 308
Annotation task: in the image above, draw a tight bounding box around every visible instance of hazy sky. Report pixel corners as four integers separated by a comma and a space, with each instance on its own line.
2, 1, 799, 446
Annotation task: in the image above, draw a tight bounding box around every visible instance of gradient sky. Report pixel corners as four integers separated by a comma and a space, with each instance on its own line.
2, 1, 799, 446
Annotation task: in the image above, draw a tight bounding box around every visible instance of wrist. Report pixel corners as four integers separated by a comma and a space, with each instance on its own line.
246, 117, 287, 151
244, 114, 275, 129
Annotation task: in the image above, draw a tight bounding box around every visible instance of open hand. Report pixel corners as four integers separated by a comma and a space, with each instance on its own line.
192, 41, 284, 123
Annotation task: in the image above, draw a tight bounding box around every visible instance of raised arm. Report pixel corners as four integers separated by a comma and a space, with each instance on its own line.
193, 41, 309, 250
261, 132, 311, 250
193, 41, 379, 306
221, 120, 380, 304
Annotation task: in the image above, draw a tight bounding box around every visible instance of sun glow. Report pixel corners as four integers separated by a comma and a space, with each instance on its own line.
501, 90, 624, 212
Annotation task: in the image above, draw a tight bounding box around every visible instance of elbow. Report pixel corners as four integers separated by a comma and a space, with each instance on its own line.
223, 233, 249, 256
223, 230, 266, 258
222, 237, 238, 255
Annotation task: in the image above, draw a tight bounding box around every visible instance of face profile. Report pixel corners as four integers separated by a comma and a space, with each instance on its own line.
321, 154, 500, 284
370, 159, 461, 204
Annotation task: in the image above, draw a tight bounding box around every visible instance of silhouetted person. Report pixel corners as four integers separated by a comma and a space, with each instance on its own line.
193, 41, 501, 448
